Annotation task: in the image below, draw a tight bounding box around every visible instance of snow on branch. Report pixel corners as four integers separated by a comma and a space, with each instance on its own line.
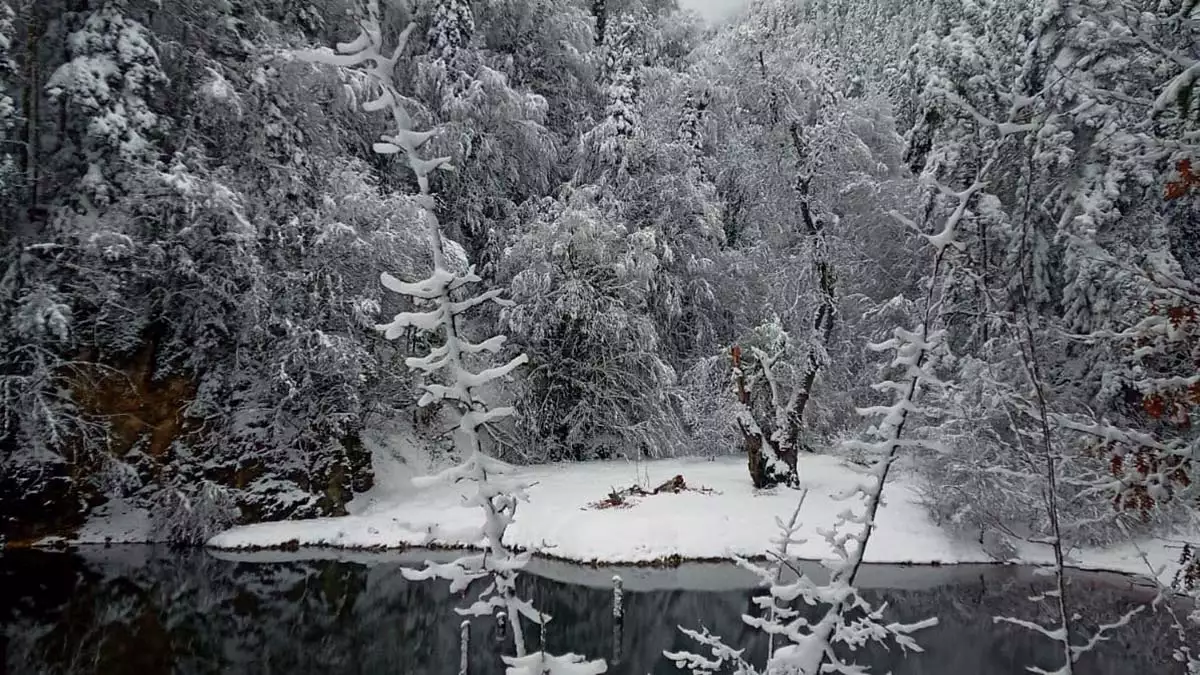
667, 478, 936, 674
674, 102, 966, 668
664, 626, 755, 675
294, 1, 454, 263
1154, 61, 1200, 115
302, 2, 602, 672
993, 567, 1154, 675
1126, 540, 1200, 674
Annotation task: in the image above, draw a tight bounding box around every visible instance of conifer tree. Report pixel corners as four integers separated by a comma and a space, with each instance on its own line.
429, 0, 475, 64
45, 1, 167, 212
298, 3, 604, 671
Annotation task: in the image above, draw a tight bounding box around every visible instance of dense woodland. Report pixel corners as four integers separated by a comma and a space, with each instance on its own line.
0, 0, 1196, 591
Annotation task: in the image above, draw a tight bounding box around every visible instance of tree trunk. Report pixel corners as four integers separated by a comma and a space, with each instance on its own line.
745, 433, 768, 489
732, 346, 795, 489
786, 121, 837, 445
20, 0, 43, 231
591, 0, 607, 46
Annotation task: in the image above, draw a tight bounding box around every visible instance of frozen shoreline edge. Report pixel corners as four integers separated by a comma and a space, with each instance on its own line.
7, 540, 1170, 595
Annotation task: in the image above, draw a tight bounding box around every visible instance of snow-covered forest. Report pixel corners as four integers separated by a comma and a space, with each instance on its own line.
1, 0, 1198, 671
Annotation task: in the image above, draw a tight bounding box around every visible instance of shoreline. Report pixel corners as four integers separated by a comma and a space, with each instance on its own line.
18, 456, 1189, 587
5, 540, 1173, 597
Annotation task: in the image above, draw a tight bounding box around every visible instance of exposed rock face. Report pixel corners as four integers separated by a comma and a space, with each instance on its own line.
70, 341, 199, 466
2, 336, 374, 544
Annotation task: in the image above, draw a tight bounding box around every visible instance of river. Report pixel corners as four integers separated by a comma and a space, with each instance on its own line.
0, 546, 1193, 674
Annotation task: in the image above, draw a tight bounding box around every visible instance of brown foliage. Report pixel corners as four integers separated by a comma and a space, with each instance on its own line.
69, 343, 199, 465
1164, 159, 1200, 201
1102, 298, 1198, 518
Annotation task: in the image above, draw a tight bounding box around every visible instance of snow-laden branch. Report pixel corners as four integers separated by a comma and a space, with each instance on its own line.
930, 7, 1174, 670
303, 3, 601, 672
1155, 60, 1200, 115
1125, 537, 1200, 674
295, 3, 454, 262
665, 626, 755, 675
667, 458, 936, 674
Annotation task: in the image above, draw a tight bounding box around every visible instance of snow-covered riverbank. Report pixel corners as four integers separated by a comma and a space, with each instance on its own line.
205, 455, 1192, 583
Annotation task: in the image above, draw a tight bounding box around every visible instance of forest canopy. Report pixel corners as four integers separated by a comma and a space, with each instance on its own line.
0, 0, 1196, 582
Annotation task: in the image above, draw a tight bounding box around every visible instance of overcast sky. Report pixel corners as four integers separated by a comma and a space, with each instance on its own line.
677, 0, 747, 22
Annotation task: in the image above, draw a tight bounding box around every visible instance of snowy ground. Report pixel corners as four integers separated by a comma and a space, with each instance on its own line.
205, 455, 1194, 584
74, 498, 153, 545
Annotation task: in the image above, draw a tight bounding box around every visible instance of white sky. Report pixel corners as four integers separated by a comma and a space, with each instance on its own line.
677, 0, 747, 22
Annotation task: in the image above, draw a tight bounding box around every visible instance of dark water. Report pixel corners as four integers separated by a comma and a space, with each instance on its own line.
0, 546, 1193, 674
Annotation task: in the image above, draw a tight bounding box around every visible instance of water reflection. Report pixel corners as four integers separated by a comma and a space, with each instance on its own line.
0, 547, 1192, 674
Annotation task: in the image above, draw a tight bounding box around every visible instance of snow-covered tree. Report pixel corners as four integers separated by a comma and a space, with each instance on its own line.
405, 0, 569, 269
891, 0, 1199, 668
578, 11, 650, 180
667, 153, 962, 667
0, 0, 17, 216
300, 4, 604, 671
429, 0, 475, 64
500, 186, 684, 460
675, 0, 913, 479
728, 320, 808, 488
1, 0, 435, 541
45, 1, 168, 212
471, 0, 598, 139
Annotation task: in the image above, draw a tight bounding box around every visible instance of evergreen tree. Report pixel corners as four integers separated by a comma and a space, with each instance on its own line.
45, 1, 167, 212
429, 0, 475, 64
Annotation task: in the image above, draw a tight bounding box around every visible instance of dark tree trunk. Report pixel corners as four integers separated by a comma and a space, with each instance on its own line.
20, 1, 44, 229
591, 0, 607, 46
745, 432, 768, 489
787, 121, 837, 440
732, 346, 798, 489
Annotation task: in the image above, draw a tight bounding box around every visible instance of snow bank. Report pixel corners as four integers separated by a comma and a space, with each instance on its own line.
74, 498, 153, 544
205, 456, 1192, 583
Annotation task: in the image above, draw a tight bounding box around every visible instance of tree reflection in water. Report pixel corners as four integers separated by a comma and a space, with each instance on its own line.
0, 547, 1193, 675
